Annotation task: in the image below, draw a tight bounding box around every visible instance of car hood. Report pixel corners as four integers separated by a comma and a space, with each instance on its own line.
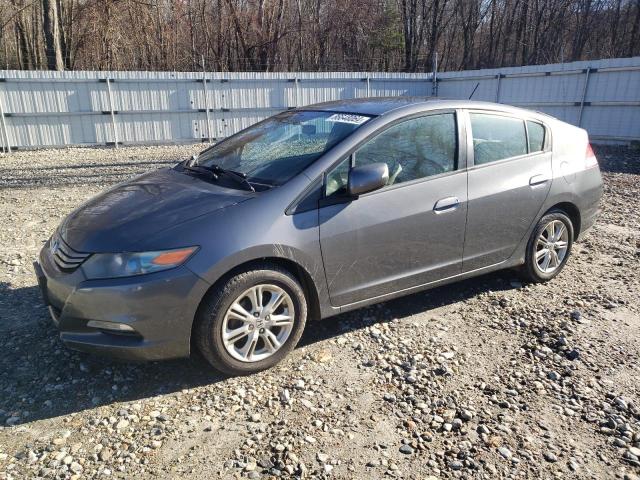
58, 168, 252, 252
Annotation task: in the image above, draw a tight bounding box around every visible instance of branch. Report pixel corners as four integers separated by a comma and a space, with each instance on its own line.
0, 0, 37, 32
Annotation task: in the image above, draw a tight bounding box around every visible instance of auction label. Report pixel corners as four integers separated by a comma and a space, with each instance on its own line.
326, 113, 370, 125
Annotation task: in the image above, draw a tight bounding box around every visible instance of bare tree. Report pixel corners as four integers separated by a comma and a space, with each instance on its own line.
42, 0, 64, 70
0, 0, 638, 72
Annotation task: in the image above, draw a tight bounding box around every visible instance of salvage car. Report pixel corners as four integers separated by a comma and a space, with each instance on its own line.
34, 98, 603, 375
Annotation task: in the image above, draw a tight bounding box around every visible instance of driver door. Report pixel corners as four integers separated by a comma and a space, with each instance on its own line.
318, 111, 468, 306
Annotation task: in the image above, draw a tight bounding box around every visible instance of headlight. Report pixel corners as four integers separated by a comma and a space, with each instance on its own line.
82, 247, 198, 279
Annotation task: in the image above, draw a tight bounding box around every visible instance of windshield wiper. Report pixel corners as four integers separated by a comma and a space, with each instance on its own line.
183, 164, 219, 180
209, 164, 255, 192
182, 160, 255, 192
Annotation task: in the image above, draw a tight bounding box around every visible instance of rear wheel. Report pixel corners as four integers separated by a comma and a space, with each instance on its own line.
520, 211, 574, 283
195, 263, 307, 375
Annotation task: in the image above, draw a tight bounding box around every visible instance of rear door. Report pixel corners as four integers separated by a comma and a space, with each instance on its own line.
318, 111, 468, 306
463, 111, 552, 271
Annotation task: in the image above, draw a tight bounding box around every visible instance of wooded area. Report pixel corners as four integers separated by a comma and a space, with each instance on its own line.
1, 0, 639, 73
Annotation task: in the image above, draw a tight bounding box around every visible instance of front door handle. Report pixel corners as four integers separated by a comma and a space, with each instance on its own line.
529, 174, 550, 186
434, 196, 459, 213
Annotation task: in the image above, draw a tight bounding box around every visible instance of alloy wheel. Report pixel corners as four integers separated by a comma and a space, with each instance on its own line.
221, 284, 295, 362
535, 219, 569, 274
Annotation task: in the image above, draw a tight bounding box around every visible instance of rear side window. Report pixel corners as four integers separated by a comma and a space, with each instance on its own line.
470, 113, 527, 165
527, 121, 545, 152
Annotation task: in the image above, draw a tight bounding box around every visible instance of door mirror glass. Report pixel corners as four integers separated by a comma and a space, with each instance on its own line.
348, 163, 389, 196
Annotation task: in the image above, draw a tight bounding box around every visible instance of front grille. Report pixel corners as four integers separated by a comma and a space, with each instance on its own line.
51, 234, 90, 272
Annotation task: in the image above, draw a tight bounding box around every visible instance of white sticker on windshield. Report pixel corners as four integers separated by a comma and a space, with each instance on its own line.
326, 113, 369, 125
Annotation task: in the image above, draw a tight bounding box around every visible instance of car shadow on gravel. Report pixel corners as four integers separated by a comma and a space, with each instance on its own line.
299, 270, 518, 347
0, 270, 518, 427
0, 282, 225, 427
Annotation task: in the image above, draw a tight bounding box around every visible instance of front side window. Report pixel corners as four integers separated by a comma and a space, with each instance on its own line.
470, 113, 527, 165
325, 113, 457, 196
197, 110, 371, 187
325, 156, 350, 197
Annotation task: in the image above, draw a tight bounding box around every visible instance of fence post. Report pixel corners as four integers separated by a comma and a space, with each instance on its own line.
578, 67, 591, 127
431, 52, 438, 96
366, 76, 371, 97
105, 78, 119, 147
202, 76, 213, 143
0, 87, 10, 153
431, 75, 437, 97
201, 55, 213, 143
495, 74, 502, 103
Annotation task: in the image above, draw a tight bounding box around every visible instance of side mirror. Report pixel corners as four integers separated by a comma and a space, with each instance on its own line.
348, 163, 389, 196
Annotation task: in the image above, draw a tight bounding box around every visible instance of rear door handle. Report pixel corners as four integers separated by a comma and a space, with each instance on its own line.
434, 196, 459, 213
529, 174, 550, 186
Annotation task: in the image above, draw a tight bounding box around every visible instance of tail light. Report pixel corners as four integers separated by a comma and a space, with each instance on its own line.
585, 143, 599, 169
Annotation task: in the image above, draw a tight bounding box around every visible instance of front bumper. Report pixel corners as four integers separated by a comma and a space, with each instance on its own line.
35, 247, 211, 361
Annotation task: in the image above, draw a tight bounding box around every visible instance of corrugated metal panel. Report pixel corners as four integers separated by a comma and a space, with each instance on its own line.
501, 73, 585, 104
214, 109, 280, 139
1, 57, 639, 150
587, 69, 640, 102
582, 105, 640, 139
437, 78, 496, 101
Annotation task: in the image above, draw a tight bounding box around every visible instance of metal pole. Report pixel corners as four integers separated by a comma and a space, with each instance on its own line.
431, 52, 438, 97
201, 55, 213, 142
366, 76, 371, 97
578, 67, 591, 127
495, 74, 502, 103
294, 76, 300, 107
105, 78, 119, 147
0, 90, 10, 153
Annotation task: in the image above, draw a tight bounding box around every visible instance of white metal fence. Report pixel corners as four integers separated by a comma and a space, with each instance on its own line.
1, 56, 639, 152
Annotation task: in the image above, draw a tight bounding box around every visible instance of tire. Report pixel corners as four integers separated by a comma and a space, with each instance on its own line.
195, 262, 307, 376
520, 211, 574, 283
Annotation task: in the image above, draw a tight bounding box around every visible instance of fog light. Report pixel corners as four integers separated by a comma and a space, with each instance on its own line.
87, 320, 135, 332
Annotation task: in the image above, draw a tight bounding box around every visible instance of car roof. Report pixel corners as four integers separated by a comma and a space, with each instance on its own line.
303, 97, 440, 116
302, 96, 553, 121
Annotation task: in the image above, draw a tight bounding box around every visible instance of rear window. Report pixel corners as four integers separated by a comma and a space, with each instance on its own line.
470, 113, 527, 165
527, 121, 545, 152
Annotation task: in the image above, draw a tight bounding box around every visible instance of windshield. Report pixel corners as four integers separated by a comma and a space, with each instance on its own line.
196, 110, 371, 186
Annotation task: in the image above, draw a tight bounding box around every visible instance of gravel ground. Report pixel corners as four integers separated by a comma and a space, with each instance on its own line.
0, 144, 639, 480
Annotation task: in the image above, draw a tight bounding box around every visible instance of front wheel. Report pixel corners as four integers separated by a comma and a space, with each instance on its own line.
195, 263, 307, 375
520, 211, 574, 283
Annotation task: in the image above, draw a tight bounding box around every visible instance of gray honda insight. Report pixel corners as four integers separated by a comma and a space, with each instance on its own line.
35, 98, 603, 375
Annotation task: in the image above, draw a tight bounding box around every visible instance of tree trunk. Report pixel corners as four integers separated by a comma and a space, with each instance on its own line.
628, 1, 640, 57
58, 0, 73, 69
42, 0, 64, 70
12, 0, 35, 70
